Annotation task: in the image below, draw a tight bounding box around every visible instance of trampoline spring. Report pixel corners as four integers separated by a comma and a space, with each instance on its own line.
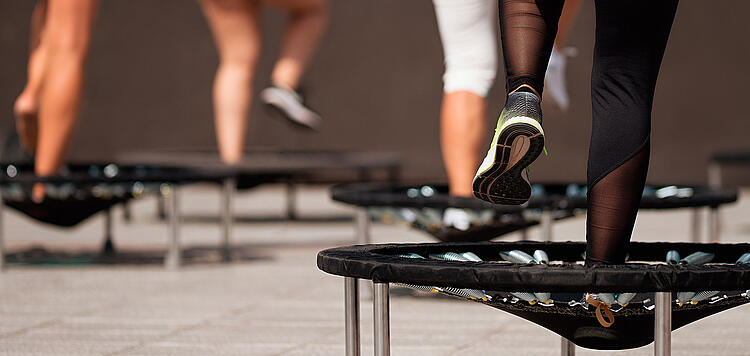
615, 293, 636, 306
680, 251, 715, 265
511, 292, 537, 304
500, 250, 536, 264
689, 291, 719, 304
677, 292, 697, 306
398, 253, 425, 259
736, 252, 750, 264
744, 290, 750, 299
397, 283, 436, 294
594, 293, 616, 306
532, 250, 549, 264
666, 250, 681, 265
428, 252, 469, 262
534, 292, 551, 304
440, 287, 488, 301
460, 252, 483, 262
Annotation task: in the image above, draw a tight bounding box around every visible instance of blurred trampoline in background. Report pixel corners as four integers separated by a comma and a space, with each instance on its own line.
331, 183, 737, 244
117, 148, 402, 221
0, 162, 237, 269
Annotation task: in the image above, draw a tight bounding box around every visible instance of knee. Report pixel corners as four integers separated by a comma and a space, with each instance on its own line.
443, 53, 497, 97
273, 0, 329, 19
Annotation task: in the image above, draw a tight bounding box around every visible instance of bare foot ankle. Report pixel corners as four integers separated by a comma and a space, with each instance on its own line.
13, 94, 39, 152
32, 182, 45, 203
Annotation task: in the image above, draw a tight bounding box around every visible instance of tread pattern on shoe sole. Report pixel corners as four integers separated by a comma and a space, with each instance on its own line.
473, 122, 545, 205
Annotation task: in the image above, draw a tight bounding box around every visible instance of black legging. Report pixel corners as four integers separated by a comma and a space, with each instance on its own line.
498, 0, 679, 265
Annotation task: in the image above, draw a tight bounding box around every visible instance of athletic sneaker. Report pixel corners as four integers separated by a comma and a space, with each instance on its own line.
473, 90, 545, 205
260, 84, 322, 130
545, 46, 578, 112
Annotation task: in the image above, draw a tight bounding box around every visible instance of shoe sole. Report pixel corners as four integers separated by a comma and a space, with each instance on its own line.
473, 118, 545, 205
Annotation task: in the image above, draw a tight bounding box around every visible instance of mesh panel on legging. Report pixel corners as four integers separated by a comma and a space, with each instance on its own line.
498, 0, 564, 95
585, 0, 678, 266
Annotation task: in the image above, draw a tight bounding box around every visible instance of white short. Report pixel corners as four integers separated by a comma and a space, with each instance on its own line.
433, 0, 498, 97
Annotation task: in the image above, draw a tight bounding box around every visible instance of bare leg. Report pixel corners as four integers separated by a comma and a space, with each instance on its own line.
14, 0, 48, 152
441, 91, 486, 197
266, 0, 328, 90
34, 0, 99, 200
200, 0, 261, 165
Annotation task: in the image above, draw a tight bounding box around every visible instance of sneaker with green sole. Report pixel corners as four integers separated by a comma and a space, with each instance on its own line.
473, 91, 545, 204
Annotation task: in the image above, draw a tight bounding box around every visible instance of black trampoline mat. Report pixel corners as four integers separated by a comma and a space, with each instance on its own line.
331, 183, 738, 210
116, 148, 402, 174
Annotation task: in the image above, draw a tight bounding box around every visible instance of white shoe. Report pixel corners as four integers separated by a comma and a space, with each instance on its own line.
260, 84, 322, 130
545, 47, 578, 112
443, 207, 472, 231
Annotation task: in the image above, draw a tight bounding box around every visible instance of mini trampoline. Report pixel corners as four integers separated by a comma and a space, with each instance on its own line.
317, 241, 750, 355
331, 183, 738, 244
0, 162, 238, 269
117, 148, 402, 220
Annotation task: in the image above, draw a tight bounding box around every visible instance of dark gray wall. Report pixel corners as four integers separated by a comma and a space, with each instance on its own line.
1, 0, 749, 185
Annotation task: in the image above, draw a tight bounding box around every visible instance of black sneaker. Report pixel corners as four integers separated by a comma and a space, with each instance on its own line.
473, 90, 545, 205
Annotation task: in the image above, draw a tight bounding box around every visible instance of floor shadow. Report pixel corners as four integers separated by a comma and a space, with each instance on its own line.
173, 214, 355, 224
4, 244, 274, 267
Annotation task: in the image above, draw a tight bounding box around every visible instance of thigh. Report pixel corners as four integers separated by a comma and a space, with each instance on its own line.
199, 0, 261, 61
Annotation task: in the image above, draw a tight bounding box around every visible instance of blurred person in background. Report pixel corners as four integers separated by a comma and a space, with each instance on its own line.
199, 0, 328, 165
433, 0, 580, 230
13, 0, 100, 201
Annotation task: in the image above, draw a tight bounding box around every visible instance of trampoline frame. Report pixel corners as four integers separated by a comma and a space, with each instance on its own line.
0, 168, 241, 270
341, 278, 673, 356
343, 183, 728, 246
0, 181, 188, 270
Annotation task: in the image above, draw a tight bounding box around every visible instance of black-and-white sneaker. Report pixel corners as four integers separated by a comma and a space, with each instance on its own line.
260, 84, 322, 130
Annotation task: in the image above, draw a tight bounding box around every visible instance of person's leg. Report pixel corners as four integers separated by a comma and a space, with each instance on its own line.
432, 0, 496, 197
498, 0, 564, 96
200, 0, 261, 165
266, 0, 328, 90
14, 0, 49, 152
34, 0, 98, 190
441, 92, 487, 197
473, 0, 563, 204
585, 0, 678, 265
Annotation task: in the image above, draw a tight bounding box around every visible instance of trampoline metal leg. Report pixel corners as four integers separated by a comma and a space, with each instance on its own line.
102, 208, 115, 255
355, 208, 371, 245
164, 185, 181, 269
286, 181, 297, 220
709, 207, 720, 242
221, 178, 236, 262
654, 291, 672, 356
345, 277, 361, 356
541, 211, 554, 242
373, 282, 390, 356
708, 162, 722, 188
690, 208, 701, 243
561, 337, 575, 356
122, 200, 132, 222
